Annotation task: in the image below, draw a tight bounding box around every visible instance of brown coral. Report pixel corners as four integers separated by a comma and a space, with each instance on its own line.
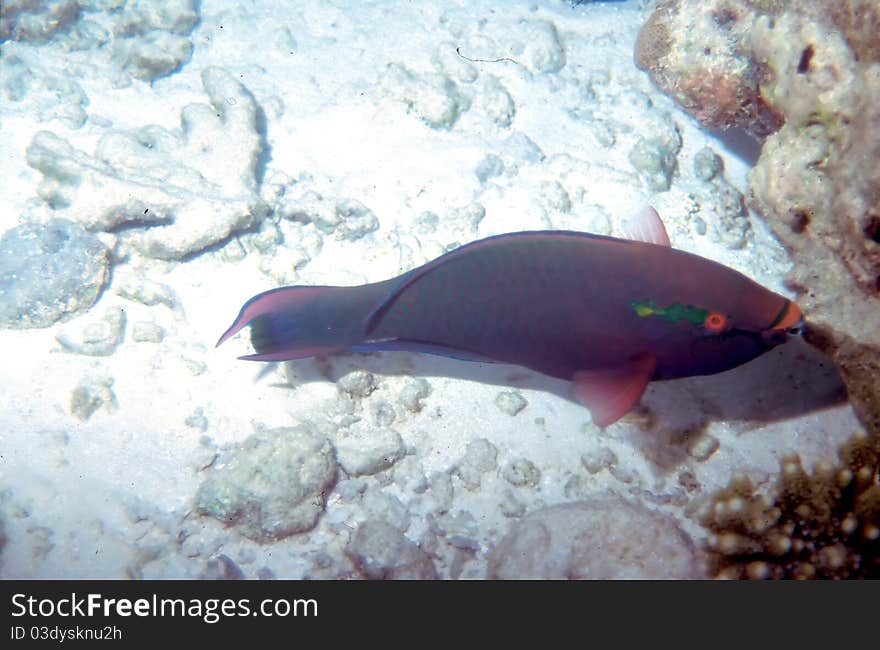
701, 430, 880, 579
636, 0, 880, 442
634, 0, 783, 138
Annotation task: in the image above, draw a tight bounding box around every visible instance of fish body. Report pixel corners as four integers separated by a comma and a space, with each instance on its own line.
218, 214, 802, 425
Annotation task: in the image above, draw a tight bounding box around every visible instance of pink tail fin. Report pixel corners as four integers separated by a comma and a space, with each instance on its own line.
216, 286, 335, 348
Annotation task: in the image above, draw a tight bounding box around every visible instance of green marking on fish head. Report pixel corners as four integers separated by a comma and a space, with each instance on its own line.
630, 300, 709, 326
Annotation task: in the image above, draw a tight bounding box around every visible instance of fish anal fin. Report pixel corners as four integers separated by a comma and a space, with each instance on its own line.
239, 345, 343, 362
352, 338, 497, 363
622, 206, 671, 247
572, 353, 657, 427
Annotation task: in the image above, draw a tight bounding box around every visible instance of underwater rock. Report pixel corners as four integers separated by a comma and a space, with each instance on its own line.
336, 370, 377, 400
361, 491, 410, 533
688, 149, 751, 249
453, 438, 499, 491
475, 154, 504, 182
447, 201, 486, 232
687, 433, 720, 462
244, 221, 283, 255
0, 0, 80, 43
0, 218, 108, 329
397, 377, 431, 413
634, 0, 784, 139
70, 376, 118, 421
1, 0, 199, 82
478, 75, 516, 127
25, 66, 268, 260
539, 180, 572, 214
580, 446, 617, 475
693, 146, 723, 182
709, 179, 750, 249
345, 520, 437, 580
195, 425, 337, 542
380, 63, 467, 130
292, 192, 379, 242
488, 498, 705, 579
56, 306, 126, 356
432, 41, 478, 85
636, 0, 880, 438
1, 56, 89, 129
113, 27, 193, 81
495, 390, 528, 416
501, 458, 541, 488
368, 399, 396, 427
131, 320, 165, 343
114, 273, 181, 312
336, 429, 406, 477
331, 199, 379, 242
423, 472, 454, 515
628, 130, 681, 192
184, 408, 208, 432
518, 20, 566, 74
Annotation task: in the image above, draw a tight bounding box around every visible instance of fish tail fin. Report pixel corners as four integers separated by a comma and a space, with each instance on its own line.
217, 286, 354, 361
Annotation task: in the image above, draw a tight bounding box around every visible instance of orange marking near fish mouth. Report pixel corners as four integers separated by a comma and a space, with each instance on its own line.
769, 300, 804, 332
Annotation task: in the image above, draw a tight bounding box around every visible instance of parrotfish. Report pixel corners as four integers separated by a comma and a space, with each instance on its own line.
218, 208, 803, 426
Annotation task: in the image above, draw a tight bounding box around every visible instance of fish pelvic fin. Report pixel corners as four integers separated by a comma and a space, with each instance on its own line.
572, 353, 657, 427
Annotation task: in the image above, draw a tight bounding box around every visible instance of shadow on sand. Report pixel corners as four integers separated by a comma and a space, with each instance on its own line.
256, 335, 847, 429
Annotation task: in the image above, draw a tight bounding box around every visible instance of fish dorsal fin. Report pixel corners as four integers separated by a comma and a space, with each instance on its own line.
572, 353, 657, 427
621, 206, 671, 247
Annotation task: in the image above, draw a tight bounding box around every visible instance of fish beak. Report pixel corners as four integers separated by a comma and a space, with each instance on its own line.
761, 300, 804, 345
775, 300, 804, 335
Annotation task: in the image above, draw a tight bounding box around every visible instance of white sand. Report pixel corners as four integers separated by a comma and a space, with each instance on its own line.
0, 0, 859, 579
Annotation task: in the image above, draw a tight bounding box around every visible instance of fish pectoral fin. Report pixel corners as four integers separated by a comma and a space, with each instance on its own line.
572, 353, 657, 427
621, 206, 671, 247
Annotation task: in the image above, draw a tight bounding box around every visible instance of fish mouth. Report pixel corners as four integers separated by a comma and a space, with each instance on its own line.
761, 299, 804, 345
770, 299, 804, 332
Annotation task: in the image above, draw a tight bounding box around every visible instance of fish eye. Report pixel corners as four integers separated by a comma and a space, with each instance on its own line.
703, 312, 728, 333
787, 324, 804, 336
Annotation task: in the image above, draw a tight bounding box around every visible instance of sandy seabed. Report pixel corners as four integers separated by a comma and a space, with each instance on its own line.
0, 0, 858, 579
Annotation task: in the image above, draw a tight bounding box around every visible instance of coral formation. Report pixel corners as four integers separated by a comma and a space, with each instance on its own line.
336, 429, 406, 477
195, 425, 337, 542
636, 0, 880, 439
489, 498, 706, 579
1, 0, 199, 82
701, 430, 880, 579
25, 67, 268, 260
70, 376, 117, 421
0, 218, 109, 329
345, 520, 437, 580
56, 306, 126, 356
